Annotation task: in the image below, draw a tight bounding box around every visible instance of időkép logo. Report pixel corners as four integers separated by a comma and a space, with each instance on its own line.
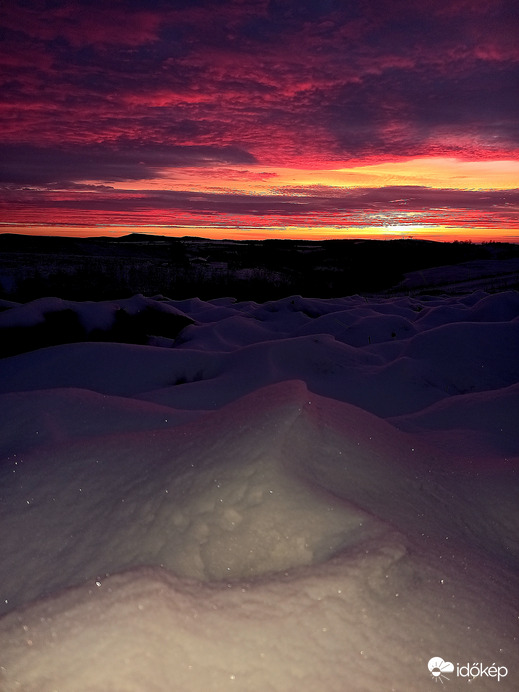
428, 657, 508, 684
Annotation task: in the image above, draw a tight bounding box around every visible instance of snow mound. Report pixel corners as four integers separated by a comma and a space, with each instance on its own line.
1, 381, 409, 611
0, 294, 193, 356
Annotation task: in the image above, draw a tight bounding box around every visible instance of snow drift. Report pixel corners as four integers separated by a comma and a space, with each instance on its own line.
0, 290, 518, 691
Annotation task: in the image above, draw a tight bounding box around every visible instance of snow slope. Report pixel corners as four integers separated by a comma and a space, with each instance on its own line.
0, 290, 518, 691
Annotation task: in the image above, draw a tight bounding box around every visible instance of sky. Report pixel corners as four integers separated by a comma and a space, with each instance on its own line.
1, 0, 518, 242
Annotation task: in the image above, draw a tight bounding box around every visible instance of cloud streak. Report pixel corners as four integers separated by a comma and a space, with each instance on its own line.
2, 184, 516, 232
0, 145, 257, 185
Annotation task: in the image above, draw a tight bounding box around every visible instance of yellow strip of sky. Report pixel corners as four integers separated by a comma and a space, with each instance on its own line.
109, 157, 519, 194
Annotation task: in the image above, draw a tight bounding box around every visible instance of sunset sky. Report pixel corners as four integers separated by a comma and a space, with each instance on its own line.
1, 0, 518, 242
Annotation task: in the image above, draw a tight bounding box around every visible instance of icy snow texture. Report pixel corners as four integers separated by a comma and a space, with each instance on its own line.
0, 290, 518, 691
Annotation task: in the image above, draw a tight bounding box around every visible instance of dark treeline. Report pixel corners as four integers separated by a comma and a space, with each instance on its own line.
1, 233, 518, 303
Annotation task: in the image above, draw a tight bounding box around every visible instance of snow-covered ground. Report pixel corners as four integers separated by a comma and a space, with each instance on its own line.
0, 289, 518, 691
395, 257, 519, 296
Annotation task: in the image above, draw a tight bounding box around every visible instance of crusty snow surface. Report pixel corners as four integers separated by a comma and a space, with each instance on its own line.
0, 290, 518, 691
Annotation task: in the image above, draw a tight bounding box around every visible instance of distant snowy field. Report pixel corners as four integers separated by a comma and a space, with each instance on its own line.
0, 289, 518, 691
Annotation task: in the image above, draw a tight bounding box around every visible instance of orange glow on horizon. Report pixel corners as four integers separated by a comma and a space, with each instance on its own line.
2, 223, 518, 244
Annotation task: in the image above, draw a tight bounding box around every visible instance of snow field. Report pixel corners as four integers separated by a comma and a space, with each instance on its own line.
0, 289, 518, 690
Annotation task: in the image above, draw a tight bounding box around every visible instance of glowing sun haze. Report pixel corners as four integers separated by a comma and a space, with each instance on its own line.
1, 0, 518, 242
